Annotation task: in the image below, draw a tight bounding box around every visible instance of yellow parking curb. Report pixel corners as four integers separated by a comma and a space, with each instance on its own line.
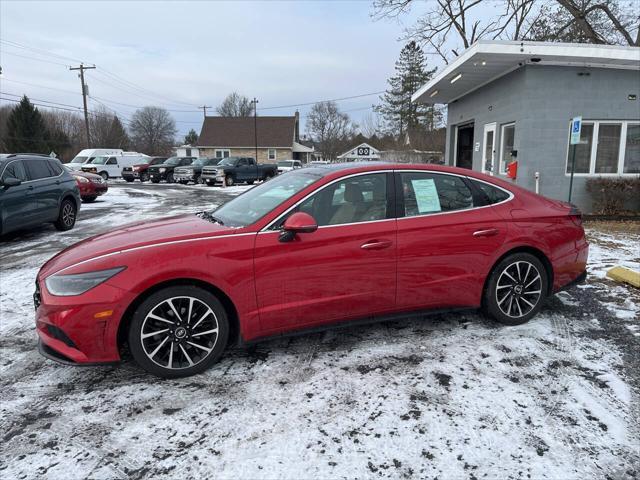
606, 266, 640, 288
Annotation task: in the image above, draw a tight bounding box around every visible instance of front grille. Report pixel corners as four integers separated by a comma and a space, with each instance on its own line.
202, 167, 217, 175
46, 325, 78, 349
123, 167, 132, 172
33, 281, 41, 310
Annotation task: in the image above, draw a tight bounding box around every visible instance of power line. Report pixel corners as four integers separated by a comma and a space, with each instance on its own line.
1, 50, 70, 67
0, 91, 82, 109
0, 39, 88, 65
1, 78, 82, 96
259, 91, 385, 111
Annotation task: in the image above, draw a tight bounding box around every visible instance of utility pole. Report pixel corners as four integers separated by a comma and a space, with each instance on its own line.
252, 98, 258, 162
69, 64, 95, 147
198, 105, 212, 118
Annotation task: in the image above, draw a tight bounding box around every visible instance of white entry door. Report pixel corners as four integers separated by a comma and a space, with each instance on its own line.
482, 123, 497, 175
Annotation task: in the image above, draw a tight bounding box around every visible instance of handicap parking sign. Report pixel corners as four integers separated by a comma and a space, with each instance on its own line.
570, 116, 582, 145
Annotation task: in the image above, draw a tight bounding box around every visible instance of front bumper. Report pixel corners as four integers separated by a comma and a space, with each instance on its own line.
149, 171, 169, 181
201, 173, 224, 183
34, 279, 132, 365
175, 174, 196, 182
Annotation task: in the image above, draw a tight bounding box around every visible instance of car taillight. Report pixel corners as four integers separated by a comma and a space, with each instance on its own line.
569, 206, 582, 227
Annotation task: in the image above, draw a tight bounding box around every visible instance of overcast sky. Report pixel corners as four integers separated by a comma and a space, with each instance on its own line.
0, 0, 430, 139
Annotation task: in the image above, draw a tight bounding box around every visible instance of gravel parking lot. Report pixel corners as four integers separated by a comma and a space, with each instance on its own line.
1, 182, 638, 479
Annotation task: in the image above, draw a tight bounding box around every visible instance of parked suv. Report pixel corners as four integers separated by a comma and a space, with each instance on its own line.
147, 157, 196, 183
201, 157, 277, 186
0, 155, 81, 235
122, 157, 167, 182
174, 157, 221, 184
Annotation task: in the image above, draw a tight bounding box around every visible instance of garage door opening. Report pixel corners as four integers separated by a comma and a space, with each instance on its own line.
455, 123, 475, 170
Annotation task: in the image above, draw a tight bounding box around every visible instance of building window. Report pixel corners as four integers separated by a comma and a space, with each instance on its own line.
623, 123, 640, 173
566, 123, 594, 174
215, 149, 230, 159
565, 120, 640, 175
499, 123, 515, 174
268, 149, 276, 161
185, 148, 192, 156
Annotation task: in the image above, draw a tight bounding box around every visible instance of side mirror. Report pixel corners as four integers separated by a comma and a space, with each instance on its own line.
279, 212, 318, 242
2, 177, 21, 188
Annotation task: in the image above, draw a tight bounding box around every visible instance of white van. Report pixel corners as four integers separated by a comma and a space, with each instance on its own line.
81, 153, 150, 179
67, 149, 124, 171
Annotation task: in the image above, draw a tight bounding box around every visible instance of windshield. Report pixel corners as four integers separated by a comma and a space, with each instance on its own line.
70, 156, 88, 164
164, 157, 181, 165
91, 156, 109, 165
218, 158, 237, 166
211, 171, 322, 227
278, 161, 294, 167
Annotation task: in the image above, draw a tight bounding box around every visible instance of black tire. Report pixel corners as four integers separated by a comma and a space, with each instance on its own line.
128, 286, 230, 378
82, 196, 97, 203
166, 172, 174, 183
54, 198, 77, 231
100, 171, 109, 181
151, 178, 160, 184
484, 253, 548, 326
247, 180, 254, 185
206, 180, 215, 187
264, 173, 274, 181
140, 172, 150, 182
125, 178, 134, 183
224, 175, 235, 187
196, 175, 204, 185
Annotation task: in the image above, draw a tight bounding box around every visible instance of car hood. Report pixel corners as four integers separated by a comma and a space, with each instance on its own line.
39, 214, 246, 277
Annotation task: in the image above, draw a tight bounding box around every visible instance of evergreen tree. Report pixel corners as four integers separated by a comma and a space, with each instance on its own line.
376, 42, 438, 140
105, 115, 129, 148
5, 96, 50, 153
184, 128, 199, 145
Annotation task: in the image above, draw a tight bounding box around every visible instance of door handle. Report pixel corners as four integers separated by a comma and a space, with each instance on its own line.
473, 228, 499, 237
55, 180, 60, 185
361, 240, 392, 250
27, 185, 34, 191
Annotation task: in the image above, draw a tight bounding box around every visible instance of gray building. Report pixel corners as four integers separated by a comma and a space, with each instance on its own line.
412, 41, 640, 212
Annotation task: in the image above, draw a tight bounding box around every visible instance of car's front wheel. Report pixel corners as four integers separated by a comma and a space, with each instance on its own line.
484, 253, 548, 325
128, 286, 229, 378
54, 198, 77, 231
140, 172, 149, 182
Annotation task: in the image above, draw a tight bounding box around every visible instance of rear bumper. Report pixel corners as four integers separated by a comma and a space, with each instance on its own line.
555, 269, 587, 293
78, 183, 108, 197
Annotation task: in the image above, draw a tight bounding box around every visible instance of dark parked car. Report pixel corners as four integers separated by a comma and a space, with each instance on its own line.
122, 157, 167, 182
0, 155, 81, 236
200, 156, 277, 186
174, 158, 221, 184
147, 157, 196, 183
66, 167, 108, 203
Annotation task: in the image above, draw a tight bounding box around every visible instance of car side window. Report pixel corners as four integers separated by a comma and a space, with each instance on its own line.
25, 159, 53, 180
107, 157, 117, 165
470, 179, 511, 204
298, 173, 388, 226
238, 158, 247, 166
400, 172, 474, 217
47, 159, 63, 176
2, 160, 28, 182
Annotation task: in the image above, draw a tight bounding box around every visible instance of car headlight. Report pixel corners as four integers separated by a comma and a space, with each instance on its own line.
159, 168, 166, 173
74, 175, 89, 183
45, 267, 126, 296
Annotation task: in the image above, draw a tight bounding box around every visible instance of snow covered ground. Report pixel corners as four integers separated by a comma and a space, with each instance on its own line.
0, 184, 638, 479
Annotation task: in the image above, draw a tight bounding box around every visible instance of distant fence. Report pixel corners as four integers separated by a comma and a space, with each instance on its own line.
379, 150, 444, 164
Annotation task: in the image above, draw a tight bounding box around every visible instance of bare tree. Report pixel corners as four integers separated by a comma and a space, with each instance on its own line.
216, 92, 253, 117
360, 112, 385, 138
372, 0, 638, 63
129, 106, 177, 155
306, 101, 355, 161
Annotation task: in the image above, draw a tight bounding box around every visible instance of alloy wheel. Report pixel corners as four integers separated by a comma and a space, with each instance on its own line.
62, 202, 75, 227
495, 261, 543, 319
140, 296, 220, 370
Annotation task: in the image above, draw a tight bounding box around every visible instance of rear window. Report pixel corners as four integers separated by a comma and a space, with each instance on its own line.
471, 180, 511, 204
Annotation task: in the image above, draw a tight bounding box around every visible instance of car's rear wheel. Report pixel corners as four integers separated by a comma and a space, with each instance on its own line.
224, 175, 235, 187
247, 180, 254, 185
125, 178, 134, 183
54, 198, 77, 231
151, 178, 160, 184
128, 286, 229, 378
100, 171, 109, 180
166, 172, 174, 183
484, 253, 547, 326
196, 175, 204, 184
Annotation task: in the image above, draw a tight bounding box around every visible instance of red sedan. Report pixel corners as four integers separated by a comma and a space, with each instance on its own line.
67, 168, 108, 202
35, 163, 588, 377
